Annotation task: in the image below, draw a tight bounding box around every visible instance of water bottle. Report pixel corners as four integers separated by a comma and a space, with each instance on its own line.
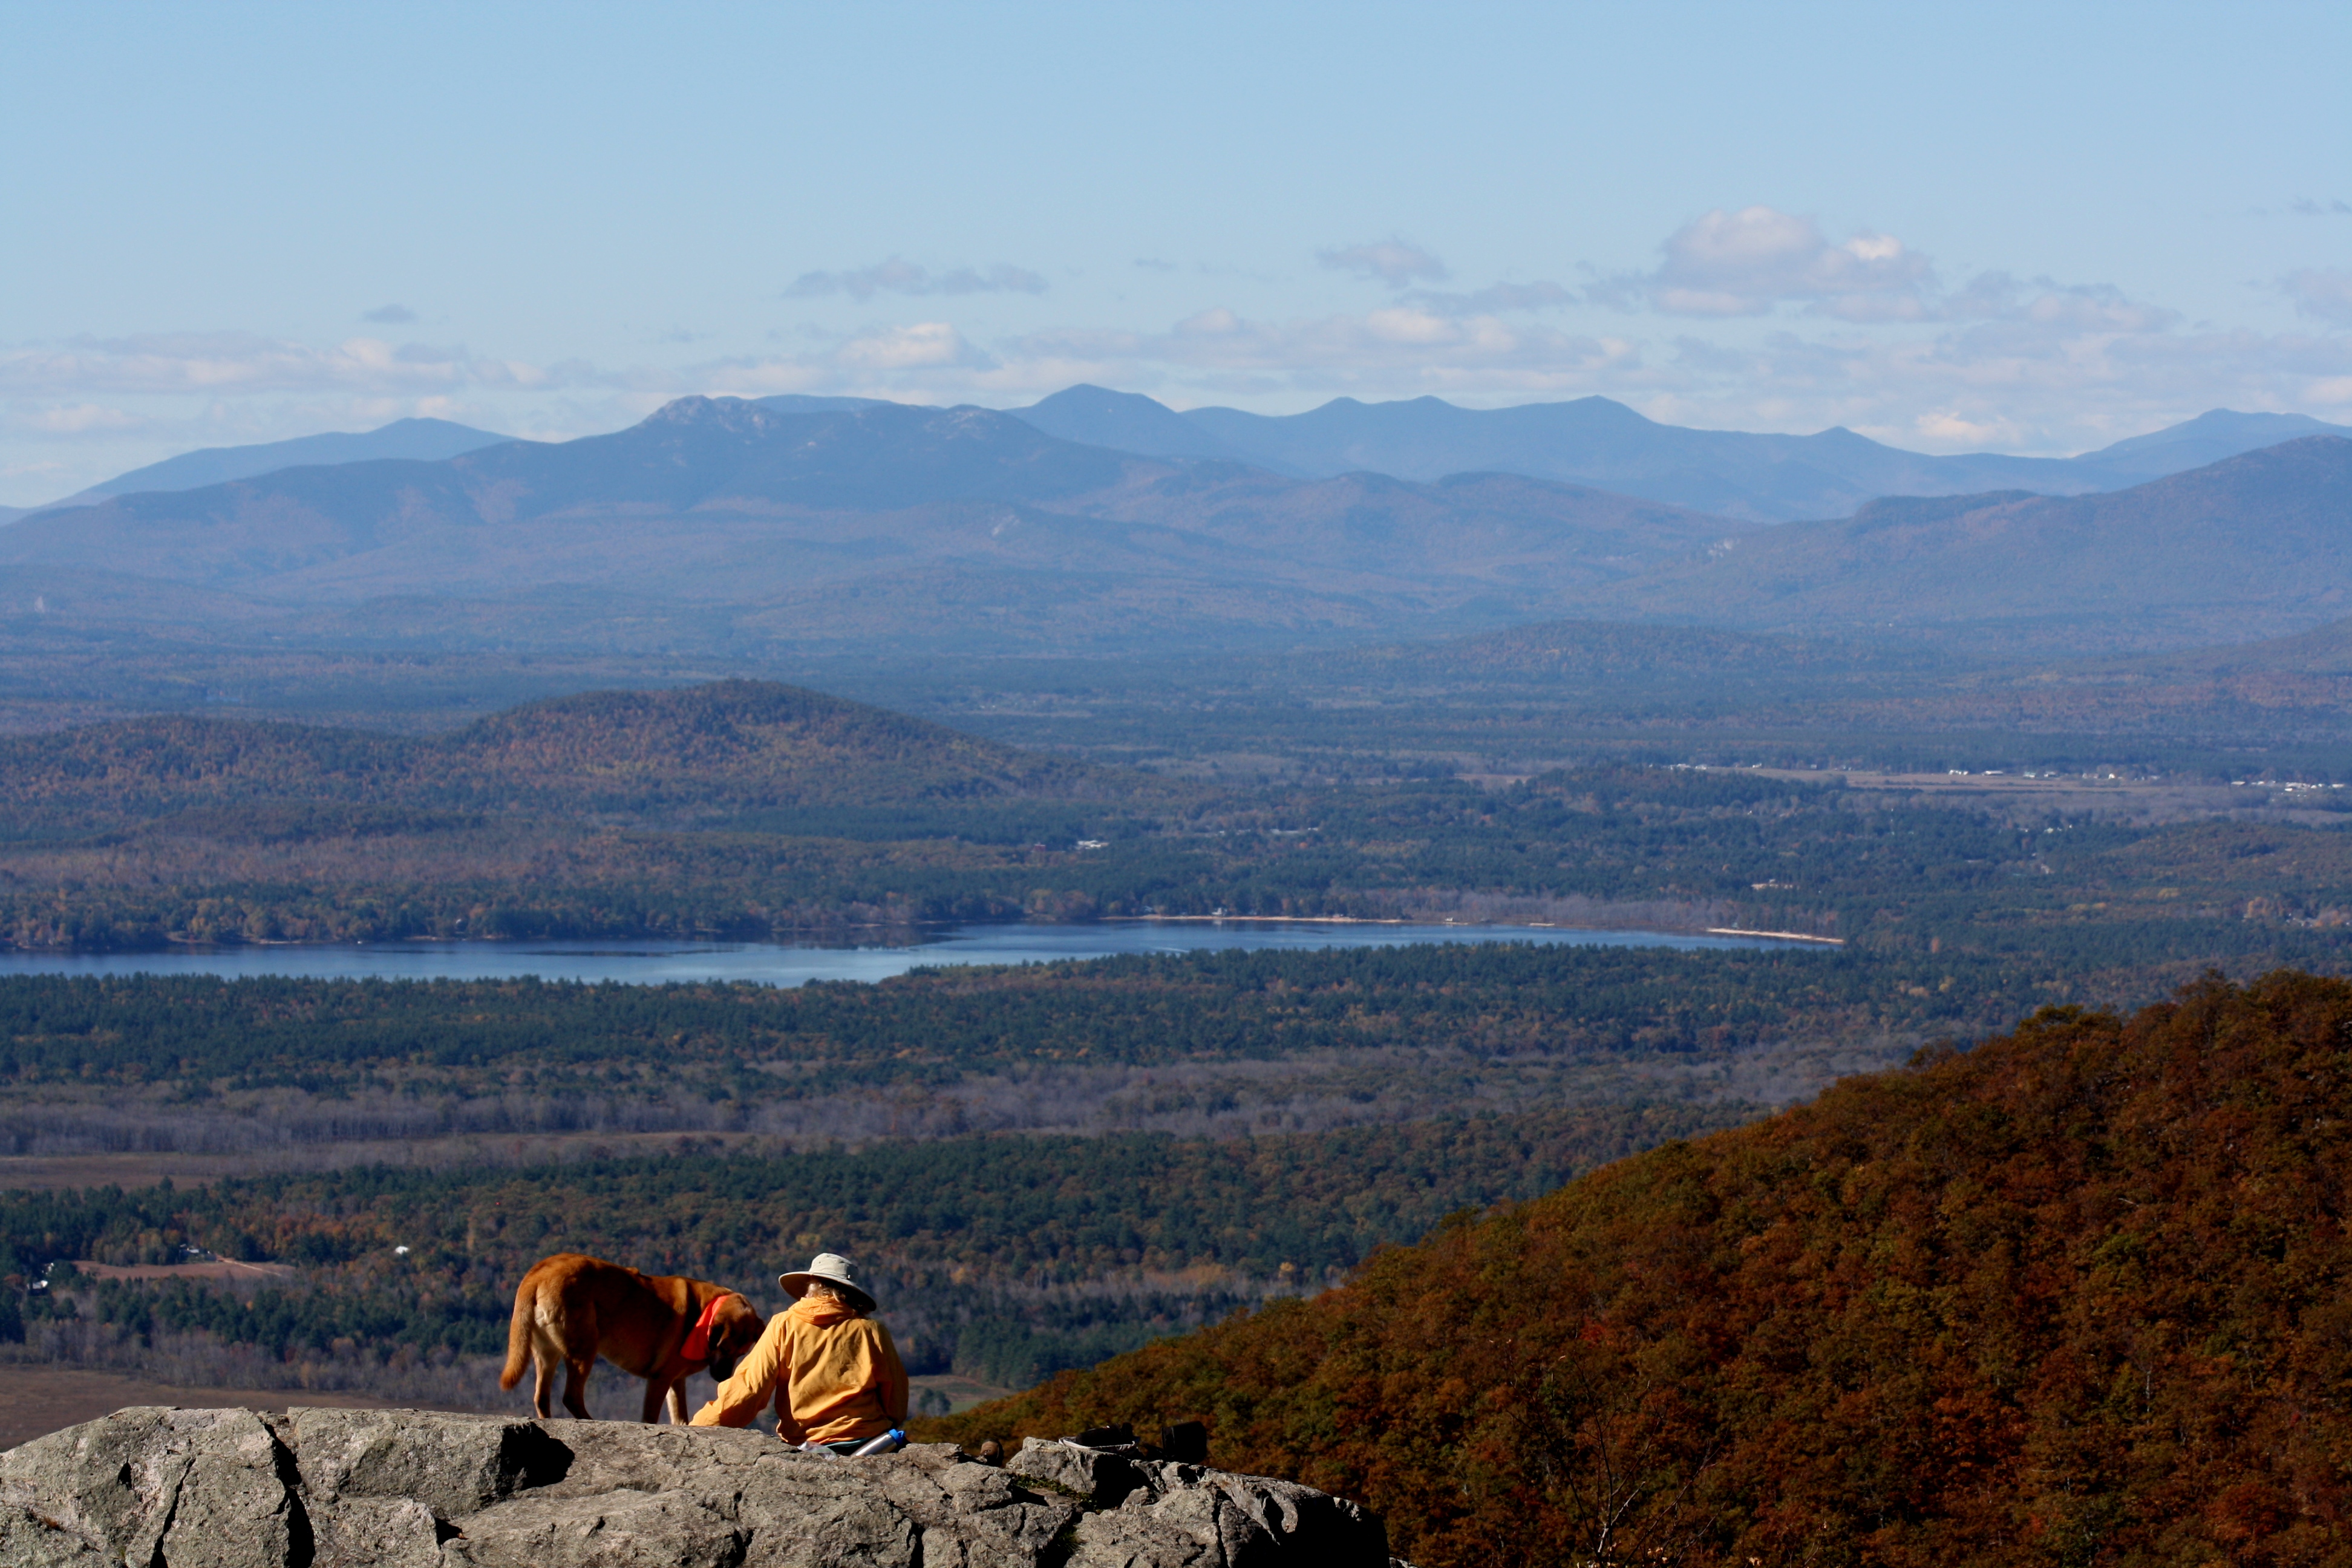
849, 1428, 906, 1457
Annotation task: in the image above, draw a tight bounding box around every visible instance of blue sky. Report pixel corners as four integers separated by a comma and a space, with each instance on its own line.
3, 0, 2348, 502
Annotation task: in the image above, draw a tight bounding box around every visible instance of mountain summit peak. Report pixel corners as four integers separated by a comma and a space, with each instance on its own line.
644, 394, 782, 431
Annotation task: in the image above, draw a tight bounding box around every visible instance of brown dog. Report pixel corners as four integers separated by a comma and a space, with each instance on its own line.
500, 1252, 766, 1422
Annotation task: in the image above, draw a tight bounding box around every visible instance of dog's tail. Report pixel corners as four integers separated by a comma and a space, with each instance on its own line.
499, 1275, 537, 1391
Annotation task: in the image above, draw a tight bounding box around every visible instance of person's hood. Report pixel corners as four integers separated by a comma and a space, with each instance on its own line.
788, 1292, 864, 1328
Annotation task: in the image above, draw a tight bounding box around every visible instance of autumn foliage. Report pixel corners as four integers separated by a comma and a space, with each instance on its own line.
935, 972, 2352, 1566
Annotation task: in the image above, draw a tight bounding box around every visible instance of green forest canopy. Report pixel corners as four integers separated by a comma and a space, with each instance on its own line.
0, 943, 2050, 1100
0, 1102, 1740, 1391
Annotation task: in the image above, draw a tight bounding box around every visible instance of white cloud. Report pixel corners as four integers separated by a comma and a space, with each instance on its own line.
1404, 280, 1578, 316
0, 333, 560, 397
1910, 411, 2018, 448
985, 307, 1647, 408
783, 260, 1048, 301
695, 323, 993, 394
2282, 269, 2352, 325
1598, 206, 1937, 321
611, 266, 2352, 453
633, 301, 1649, 412
1318, 241, 1449, 287
912, 253, 2333, 454
1143, 307, 1632, 378
11, 202, 2352, 503
1670, 306, 2352, 453
20, 403, 145, 435
834, 322, 990, 371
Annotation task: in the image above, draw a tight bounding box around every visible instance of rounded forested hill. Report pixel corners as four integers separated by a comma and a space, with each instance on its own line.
936, 970, 2352, 1566
0, 679, 1122, 835
436, 681, 1100, 810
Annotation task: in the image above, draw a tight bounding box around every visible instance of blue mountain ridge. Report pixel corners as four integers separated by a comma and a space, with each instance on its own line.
7, 395, 2348, 662
65, 417, 511, 507
1011, 387, 2352, 523
12, 390, 2339, 531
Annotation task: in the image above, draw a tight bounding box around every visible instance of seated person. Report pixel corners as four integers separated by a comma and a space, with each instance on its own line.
691, 1252, 908, 1451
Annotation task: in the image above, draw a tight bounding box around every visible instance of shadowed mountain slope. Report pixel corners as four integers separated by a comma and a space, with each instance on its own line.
1177, 393, 2096, 521
27, 417, 512, 513
21, 394, 2338, 534
1576, 436, 2352, 655
1023, 391, 2352, 523
0, 399, 1146, 596
2078, 408, 2352, 483
941, 971, 2352, 1565
1011, 384, 1281, 467
0, 397, 1752, 655
14, 397, 2343, 669
750, 393, 902, 414
1016, 385, 1298, 470
2126, 612, 2352, 677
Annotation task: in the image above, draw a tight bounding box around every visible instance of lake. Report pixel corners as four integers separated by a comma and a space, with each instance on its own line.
0, 920, 1811, 986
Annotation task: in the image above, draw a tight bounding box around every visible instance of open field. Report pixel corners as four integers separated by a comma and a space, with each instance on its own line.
1794, 766, 2352, 823
909, 1374, 1016, 1416
0, 1132, 816, 1192
70, 1258, 295, 1284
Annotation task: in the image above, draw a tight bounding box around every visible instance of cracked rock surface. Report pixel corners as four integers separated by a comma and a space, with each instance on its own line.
0, 1408, 1386, 1567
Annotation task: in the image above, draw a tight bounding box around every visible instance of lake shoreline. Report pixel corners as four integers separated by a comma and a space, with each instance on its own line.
0, 918, 1814, 987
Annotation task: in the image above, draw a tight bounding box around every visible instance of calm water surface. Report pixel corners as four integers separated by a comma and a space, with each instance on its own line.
0, 921, 1803, 986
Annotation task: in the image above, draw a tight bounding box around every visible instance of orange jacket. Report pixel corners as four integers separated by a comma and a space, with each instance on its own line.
689, 1292, 909, 1445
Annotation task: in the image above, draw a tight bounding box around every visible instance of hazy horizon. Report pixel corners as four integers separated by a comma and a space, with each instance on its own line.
14, 388, 2346, 515
5, 1, 2350, 503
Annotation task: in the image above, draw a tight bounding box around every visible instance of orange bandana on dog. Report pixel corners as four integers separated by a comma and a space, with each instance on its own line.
682, 1293, 736, 1364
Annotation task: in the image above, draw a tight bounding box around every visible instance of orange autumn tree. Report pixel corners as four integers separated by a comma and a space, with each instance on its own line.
931, 972, 2352, 1566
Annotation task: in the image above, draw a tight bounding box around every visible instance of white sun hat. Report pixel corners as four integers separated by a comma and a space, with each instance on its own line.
778, 1252, 875, 1311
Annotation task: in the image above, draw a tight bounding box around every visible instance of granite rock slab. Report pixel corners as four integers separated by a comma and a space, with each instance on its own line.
0, 1410, 1386, 1567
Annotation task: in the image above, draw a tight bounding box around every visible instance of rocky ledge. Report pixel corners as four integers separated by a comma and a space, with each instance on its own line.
0, 1406, 1387, 1566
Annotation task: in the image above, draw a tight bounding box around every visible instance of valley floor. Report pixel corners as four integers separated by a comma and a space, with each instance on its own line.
0, 1365, 471, 1452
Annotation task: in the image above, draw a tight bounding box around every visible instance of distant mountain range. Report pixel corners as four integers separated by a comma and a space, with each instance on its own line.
7, 390, 2344, 531
0, 397, 1751, 653
4, 394, 2346, 663
1009, 387, 2352, 522
0, 419, 513, 529
1564, 437, 2352, 653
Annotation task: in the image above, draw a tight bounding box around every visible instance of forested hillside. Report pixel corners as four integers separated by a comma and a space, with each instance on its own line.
0, 679, 1108, 838
941, 972, 2352, 1565
1580, 436, 2352, 655
0, 1103, 1740, 1402
0, 944, 1989, 1160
